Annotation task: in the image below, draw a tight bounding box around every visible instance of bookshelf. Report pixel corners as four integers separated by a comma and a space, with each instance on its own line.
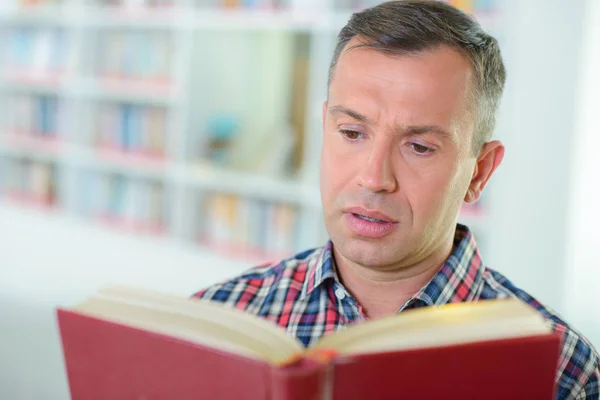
0, 0, 499, 264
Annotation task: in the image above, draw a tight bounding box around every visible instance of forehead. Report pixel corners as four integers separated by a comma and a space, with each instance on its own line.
329, 39, 474, 127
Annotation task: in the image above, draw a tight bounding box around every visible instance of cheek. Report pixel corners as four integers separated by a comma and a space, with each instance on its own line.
320, 138, 357, 203
320, 150, 342, 200
401, 161, 462, 214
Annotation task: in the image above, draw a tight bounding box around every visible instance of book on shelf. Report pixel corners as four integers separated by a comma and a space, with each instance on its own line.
82, 172, 165, 233
95, 102, 167, 159
98, 31, 172, 84
57, 285, 561, 400
288, 34, 309, 172
6, 27, 67, 79
201, 192, 300, 260
5, 94, 62, 140
0, 157, 56, 207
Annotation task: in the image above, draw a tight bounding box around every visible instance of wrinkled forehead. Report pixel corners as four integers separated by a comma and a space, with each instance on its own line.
333, 37, 473, 91
336, 42, 472, 108
328, 39, 477, 148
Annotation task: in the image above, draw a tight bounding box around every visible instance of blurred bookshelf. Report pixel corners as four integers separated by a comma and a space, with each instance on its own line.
0, 0, 500, 264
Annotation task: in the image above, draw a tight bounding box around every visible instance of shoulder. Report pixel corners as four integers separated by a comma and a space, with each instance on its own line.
479, 267, 600, 398
191, 247, 322, 316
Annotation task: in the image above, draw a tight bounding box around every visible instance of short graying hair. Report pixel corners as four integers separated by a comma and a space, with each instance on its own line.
328, 0, 506, 153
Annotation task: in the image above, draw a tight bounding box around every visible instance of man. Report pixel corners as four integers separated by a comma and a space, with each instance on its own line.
194, 1, 600, 398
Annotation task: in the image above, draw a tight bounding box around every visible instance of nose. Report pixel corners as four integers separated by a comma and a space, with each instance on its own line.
357, 140, 397, 193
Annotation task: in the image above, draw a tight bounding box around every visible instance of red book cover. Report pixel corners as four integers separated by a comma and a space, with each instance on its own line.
57, 306, 561, 400
58, 309, 274, 400
330, 334, 561, 400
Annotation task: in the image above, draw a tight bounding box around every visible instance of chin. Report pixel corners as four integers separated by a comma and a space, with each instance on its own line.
331, 233, 401, 269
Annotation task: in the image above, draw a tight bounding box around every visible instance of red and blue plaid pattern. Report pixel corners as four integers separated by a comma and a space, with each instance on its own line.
194, 224, 599, 399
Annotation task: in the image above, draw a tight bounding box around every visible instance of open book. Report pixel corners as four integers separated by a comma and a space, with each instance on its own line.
57, 285, 561, 400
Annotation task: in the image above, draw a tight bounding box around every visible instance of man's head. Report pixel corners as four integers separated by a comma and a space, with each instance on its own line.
320, 0, 506, 272
329, 0, 506, 153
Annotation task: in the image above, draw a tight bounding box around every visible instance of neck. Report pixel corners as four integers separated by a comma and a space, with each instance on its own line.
333, 235, 455, 319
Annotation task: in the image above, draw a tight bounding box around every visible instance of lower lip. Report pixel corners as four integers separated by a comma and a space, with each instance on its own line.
344, 213, 397, 238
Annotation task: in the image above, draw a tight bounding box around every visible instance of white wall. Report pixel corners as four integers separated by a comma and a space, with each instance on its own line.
487, 0, 586, 314
563, 0, 600, 347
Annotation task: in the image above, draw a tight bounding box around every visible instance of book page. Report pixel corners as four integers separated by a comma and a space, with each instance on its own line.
311, 298, 551, 355
74, 285, 304, 365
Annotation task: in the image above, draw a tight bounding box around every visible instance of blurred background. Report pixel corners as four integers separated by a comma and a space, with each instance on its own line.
0, 0, 598, 398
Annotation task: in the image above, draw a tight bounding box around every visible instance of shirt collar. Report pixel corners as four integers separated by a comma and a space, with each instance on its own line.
405, 224, 486, 309
299, 241, 337, 300
299, 224, 486, 306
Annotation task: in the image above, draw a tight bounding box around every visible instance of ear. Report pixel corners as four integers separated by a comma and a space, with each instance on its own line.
322, 101, 328, 133
464, 140, 505, 203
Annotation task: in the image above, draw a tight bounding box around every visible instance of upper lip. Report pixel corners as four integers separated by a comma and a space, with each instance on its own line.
344, 207, 397, 223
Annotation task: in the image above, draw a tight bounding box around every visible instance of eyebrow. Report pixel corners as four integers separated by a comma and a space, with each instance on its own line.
328, 105, 453, 138
328, 105, 368, 122
401, 124, 453, 138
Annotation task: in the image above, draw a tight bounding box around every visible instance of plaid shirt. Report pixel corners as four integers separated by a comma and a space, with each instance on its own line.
194, 224, 600, 399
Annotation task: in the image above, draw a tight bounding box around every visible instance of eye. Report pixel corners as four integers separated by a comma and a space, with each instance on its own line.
339, 129, 363, 141
409, 142, 434, 155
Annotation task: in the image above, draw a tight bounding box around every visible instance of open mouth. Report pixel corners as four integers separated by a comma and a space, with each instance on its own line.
344, 210, 397, 238
353, 213, 387, 224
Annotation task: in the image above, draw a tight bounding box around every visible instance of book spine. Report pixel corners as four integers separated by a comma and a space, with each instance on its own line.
6, 94, 62, 138
98, 30, 172, 81
121, 105, 132, 152
199, 196, 303, 259
270, 358, 332, 400
1, 157, 56, 207
39, 96, 50, 135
